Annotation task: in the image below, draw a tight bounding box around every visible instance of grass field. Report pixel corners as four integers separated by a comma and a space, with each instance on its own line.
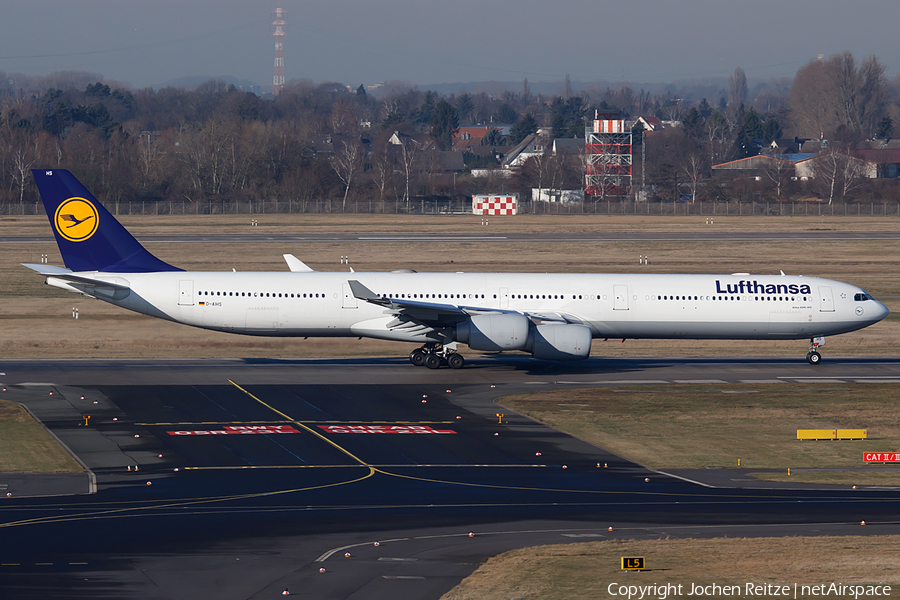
500, 384, 900, 485
1, 213, 898, 359
0, 399, 82, 473
440, 536, 900, 600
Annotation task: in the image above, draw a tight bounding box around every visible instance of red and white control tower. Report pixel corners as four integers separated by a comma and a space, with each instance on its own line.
585, 111, 632, 199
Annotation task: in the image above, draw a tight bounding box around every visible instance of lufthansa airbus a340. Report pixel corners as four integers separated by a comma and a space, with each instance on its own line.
25, 169, 888, 368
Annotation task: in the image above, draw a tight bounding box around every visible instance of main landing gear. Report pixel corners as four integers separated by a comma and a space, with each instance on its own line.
409, 344, 465, 370
806, 336, 825, 365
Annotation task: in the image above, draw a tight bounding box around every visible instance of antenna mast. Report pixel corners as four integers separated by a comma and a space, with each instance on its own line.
272, 4, 287, 95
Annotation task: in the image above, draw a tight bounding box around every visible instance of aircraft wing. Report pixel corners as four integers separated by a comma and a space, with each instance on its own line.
348, 280, 581, 328
348, 279, 473, 325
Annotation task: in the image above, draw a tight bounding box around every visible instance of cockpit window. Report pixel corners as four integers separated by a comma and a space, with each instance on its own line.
854, 292, 875, 301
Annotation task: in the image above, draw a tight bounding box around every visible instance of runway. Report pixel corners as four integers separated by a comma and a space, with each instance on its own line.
1, 357, 900, 599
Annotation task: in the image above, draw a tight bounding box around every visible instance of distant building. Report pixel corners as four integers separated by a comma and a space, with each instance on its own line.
633, 116, 664, 132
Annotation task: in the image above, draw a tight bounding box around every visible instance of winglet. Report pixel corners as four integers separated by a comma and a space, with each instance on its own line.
283, 254, 314, 272
348, 280, 391, 307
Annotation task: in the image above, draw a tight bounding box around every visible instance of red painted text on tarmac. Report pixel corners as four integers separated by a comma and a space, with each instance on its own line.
318, 425, 457, 434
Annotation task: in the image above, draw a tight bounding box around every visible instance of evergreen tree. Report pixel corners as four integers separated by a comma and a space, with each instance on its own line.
741, 107, 763, 141
413, 90, 438, 124
682, 107, 702, 141
551, 112, 567, 139
496, 103, 518, 124
509, 113, 538, 144
761, 118, 782, 144
876, 116, 893, 139
697, 98, 712, 119
430, 100, 459, 150
455, 94, 474, 122
481, 128, 505, 146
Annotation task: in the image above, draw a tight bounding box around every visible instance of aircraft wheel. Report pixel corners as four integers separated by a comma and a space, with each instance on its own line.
446, 353, 465, 370
424, 353, 442, 369
410, 349, 426, 366
807, 351, 822, 365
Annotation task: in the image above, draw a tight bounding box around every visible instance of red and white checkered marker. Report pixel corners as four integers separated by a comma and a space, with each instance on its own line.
472, 195, 517, 215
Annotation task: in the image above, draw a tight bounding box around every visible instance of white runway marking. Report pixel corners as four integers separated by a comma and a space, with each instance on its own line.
554, 380, 670, 385
778, 378, 848, 383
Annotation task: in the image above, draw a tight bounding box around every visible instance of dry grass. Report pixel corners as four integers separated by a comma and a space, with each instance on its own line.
441, 536, 900, 600
749, 471, 900, 486
8, 213, 900, 236
501, 385, 900, 477
1, 213, 898, 359
0, 399, 82, 473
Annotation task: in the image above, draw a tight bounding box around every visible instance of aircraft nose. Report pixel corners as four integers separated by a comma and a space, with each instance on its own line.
875, 301, 890, 322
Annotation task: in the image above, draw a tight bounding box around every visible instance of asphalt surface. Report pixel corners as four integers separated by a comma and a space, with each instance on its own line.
0, 356, 899, 599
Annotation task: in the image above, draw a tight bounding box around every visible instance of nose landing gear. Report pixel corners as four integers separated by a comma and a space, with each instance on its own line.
408, 343, 466, 369
806, 336, 825, 365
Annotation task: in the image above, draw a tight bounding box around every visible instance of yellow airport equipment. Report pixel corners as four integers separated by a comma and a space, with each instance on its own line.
797, 429, 867, 440
621, 556, 645, 570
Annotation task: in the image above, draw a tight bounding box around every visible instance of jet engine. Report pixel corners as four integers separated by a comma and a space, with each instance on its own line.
456, 314, 529, 351
524, 323, 592, 361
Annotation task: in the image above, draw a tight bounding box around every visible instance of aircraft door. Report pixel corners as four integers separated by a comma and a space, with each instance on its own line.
818, 286, 835, 312
342, 283, 358, 308
178, 280, 193, 306
500, 287, 509, 309
613, 285, 629, 310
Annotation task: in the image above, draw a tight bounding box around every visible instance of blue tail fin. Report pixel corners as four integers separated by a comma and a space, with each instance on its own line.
32, 169, 181, 273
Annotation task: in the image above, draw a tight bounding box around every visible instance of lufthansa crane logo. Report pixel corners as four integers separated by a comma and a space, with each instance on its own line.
54, 197, 99, 242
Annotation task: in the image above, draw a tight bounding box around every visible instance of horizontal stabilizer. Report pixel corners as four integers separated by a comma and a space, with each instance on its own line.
21, 263, 73, 276
22, 263, 131, 293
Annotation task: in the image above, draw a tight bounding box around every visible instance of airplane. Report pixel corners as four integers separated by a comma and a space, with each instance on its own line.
25, 169, 889, 369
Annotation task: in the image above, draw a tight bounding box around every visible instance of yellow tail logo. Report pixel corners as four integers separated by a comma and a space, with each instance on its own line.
54, 197, 99, 242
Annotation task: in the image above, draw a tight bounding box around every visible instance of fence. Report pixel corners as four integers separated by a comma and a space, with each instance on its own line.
3, 198, 900, 217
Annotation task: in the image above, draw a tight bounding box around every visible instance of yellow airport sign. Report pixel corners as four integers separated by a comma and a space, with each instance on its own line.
621, 556, 645, 570
797, 429, 866, 440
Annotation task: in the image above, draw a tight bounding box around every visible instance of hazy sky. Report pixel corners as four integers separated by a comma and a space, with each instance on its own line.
2, 0, 898, 90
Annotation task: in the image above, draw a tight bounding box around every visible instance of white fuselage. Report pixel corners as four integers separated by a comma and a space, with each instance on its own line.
54, 270, 888, 344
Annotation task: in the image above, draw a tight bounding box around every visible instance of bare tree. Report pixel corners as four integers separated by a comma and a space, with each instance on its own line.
371, 143, 393, 210
789, 59, 835, 137
811, 148, 842, 205
703, 112, 734, 165
395, 138, 421, 210
832, 53, 886, 136
762, 157, 792, 199
661, 101, 685, 123
728, 67, 748, 110
329, 96, 359, 136
680, 151, 705, 202
10, 140, 36, 203
331, 140, 364, 211
524, 151, 550, 201
790, 53, 887, 138
841, 153, 867, 200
